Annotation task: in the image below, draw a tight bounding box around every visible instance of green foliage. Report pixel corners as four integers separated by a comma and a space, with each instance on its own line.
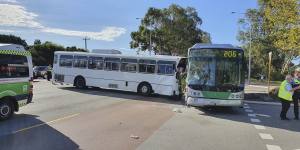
29, 40, 86, 66
0, 34, 28, 49
130, 4, 211, 56
238, 0, 300, 80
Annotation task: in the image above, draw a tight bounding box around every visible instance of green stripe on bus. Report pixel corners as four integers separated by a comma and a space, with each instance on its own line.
0, 82, 30, 98
201, 91, 231, 99
0, 50, 31, 56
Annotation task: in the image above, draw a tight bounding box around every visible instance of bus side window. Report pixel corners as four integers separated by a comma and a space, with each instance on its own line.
138, 59, 156, 74
121, 58, 137, 72
73, 56, 88, 68
59, 55, 73, 67
157, 61, 176, 75
88, 56, 103, 70
105, 57, 120, 71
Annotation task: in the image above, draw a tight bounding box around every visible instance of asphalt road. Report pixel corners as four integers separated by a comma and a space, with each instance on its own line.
0, 80, 299, 150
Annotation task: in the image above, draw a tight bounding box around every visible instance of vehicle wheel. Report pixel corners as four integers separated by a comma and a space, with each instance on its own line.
75, 77, 86, 89
0, 100, 14, 121
43, 74, 47, 79
138, 83, 152, 96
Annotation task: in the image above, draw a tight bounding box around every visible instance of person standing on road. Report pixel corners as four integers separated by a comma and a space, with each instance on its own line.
278, 75, 300, 120
292, 68, 300, 120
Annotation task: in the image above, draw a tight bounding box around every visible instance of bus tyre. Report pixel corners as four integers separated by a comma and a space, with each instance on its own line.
0, 100, 14, 121
75, 76, 86, 89
138, 83, 152, 96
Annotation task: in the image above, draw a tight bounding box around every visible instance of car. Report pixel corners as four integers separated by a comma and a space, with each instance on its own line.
33, 66, 49, 79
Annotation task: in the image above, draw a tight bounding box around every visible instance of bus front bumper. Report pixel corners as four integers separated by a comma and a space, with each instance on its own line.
186, 97, 243, 107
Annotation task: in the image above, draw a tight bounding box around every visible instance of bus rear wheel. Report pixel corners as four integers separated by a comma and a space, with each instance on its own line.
0, 99, 14, 121
138, 83, 152, 96
75, 76, 86, 89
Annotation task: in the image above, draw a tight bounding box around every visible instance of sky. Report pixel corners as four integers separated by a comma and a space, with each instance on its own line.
0, 0, 257, 54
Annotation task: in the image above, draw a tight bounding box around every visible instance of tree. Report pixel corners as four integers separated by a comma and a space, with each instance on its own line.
29, 40, 87, 66
0, 34, 28, 49
34, 39, 41, 45
238, 0, 300, 80
130, 4, 211, 56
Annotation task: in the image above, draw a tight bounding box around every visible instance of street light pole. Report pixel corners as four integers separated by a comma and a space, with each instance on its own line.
231, 11, 252, 84
248, 26, 252, 84
136, 17, 152, 55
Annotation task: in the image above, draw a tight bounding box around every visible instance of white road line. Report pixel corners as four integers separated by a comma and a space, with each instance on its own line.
250, 118, 261, 123
254, 125, 266, 130
266, 145, 282, 150
259, 133, 274, 140
245, 109, 254, 113
244, 103, 249, 106
248, 114, 256, 117
244, 106, 250, 109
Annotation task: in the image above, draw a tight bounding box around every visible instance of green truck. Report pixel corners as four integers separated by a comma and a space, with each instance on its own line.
0, 44, 33, 121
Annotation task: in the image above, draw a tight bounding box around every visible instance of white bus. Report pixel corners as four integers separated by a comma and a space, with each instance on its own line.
52, 51, 186, 97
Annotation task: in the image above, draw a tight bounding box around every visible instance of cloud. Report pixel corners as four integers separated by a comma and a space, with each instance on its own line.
0, 4, 42, 28
42, 27, 126, 41
0, 0, 18, 3
0, 3, 126, 41
0, 29, 14, 33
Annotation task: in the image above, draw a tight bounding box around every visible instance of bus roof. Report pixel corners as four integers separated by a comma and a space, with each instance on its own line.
55, 51, 184, 61
0, 43, 25, 51
190, 43, 243, 51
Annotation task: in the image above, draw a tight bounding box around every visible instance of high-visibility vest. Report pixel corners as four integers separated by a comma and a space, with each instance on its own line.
294, 78, 300, 84
278, 80, 293, 101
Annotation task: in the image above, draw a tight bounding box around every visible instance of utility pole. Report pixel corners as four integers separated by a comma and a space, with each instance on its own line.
231, 11, 252, 84
83, 37, 90, 51
136, 17, 152, 55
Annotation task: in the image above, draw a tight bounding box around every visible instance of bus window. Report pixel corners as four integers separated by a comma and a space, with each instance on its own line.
105, 57, 120, 71
73, 56, 88, 68
0, 54, 29, 78
121, 58, 137, 72
59, 55, 73, 67
138, 59, 156, 74
157, 61, 176, 75
88, 56, 104, 70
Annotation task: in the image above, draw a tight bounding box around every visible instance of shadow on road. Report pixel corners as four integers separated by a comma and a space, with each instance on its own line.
0, 114, 80, 150
199, 105, 300, 133
58, 86, 184, 106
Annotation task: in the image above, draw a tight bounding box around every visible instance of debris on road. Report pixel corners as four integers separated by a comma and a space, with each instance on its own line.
172, 108, 182, 113
130, 135, 140, 139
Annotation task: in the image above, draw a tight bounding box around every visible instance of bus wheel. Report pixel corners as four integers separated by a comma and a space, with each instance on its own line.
138, 83, 152, 96
75, 77, 86, 89
0, 99, 14, 121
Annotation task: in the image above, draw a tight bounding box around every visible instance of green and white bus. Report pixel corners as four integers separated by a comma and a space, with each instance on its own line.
0, 44, 33, 120
185, 44, 245, 107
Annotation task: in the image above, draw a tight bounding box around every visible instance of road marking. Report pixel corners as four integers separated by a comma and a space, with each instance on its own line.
248, 114, 256, 117
266, 145, 282, 150
13, 113, 80, 134
254, 125, 266, 130
256, 114, 271, 118
244, 106, 250, 109
245, 109, 254, 113
250, 118, 261, 123
259, 133, 274, 140
244, 103, 249, 106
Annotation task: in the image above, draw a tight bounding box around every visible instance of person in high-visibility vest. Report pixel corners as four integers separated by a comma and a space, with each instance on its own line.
278, 75, 300, 120
292, 68, 300, 120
